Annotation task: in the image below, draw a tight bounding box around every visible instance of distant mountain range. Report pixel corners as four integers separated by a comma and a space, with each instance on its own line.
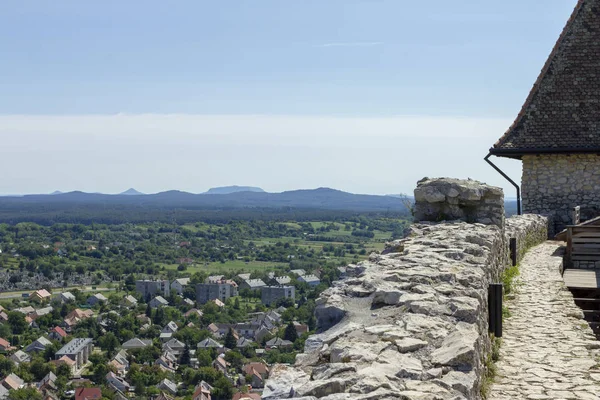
120, 188, 144, 196
7, 187, 405, 211
203, 186, 265, 195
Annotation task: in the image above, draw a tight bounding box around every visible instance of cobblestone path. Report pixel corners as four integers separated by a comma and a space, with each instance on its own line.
489, 242, 600, 399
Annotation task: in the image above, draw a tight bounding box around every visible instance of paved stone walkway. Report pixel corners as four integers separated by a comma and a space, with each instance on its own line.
490, 242, 600, 400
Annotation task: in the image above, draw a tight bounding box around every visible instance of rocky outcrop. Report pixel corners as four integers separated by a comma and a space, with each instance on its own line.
413, 178, 504, 227
264, 214, 548, 400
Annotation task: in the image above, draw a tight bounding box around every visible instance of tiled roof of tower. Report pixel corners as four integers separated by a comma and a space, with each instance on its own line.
491, 0, 600, 158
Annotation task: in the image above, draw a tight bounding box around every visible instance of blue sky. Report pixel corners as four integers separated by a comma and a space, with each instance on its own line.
0, 1, 578, 195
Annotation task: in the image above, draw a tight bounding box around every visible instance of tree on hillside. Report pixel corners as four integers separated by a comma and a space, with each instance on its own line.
180, 343, 191, 365
224, 328, 236, 350
7, 312, 27, 335
7, 388, 43, 400
284, 321, 298, 342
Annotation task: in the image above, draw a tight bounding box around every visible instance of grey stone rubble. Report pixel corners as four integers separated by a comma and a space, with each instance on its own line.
489, 242, 600, 400
413, 177, 505, 228
0, 270, 102, 292
263, 214, 548, 400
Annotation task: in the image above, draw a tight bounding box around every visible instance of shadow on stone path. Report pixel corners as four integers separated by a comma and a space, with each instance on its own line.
489, 241, 600, 400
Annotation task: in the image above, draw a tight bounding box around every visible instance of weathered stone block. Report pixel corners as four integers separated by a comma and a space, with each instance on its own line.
413, 177, 504, 227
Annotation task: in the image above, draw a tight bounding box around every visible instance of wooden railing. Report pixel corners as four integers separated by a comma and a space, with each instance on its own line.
566, 224, 600, 268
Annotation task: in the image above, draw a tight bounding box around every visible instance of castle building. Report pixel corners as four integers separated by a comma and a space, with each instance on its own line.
489, 0, 600, 234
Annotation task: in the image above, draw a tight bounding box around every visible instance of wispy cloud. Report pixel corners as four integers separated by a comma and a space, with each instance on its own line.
316, 41, 383, 48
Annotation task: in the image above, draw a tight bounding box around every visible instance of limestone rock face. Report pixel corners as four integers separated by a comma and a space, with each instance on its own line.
413, 178, 504, 227
263, 180, 549, 400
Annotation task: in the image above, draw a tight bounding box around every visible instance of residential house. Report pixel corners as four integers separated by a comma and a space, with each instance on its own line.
26, 336, 52, 354
49, 326, 68, 342
122, 338, 152, 350
254, 327, 271, 344
0, 310, 8, 323
38, 371, 57, 392
171, 278, 190, 295
43, 391, 59, 400
86, 293, 107, 307
135, 279, 170, 300
160, 332, 173, 342
55, 338, 94, 369
212, 356, 229, 374
237, 273, 251, 281
155, 393, 175, 400
149, 296, 169, 309
243, 362, 269, 380
1, 373, 24, 391
75, 387, 102, 400
298, 274, 320, 287
195, 281, 238, 304
211, 299, 225, 308
184, 308, 203, 319
50, 356, 77, 375
207, 323, 232, 338
192, 381, 212, 400
261, 285, 295, 306
207, 323, 220, 337
197, 338, 222, 349
294, 321, 309, 335
63, 309, 93, 332
234, 323, 260, 340
290, 269, 306, 277
15, 306, 35, 315
162, 339, 185, 355
0, 338, 12, 352
157, 378, 177, 396
53, 292, 76, 305
0, 386, 8, 400
10, 350, 31, 366
162, 321, 178, 335
30, 289, 52, 303
239, 279, 266, 291
236, 337, 253, 349
32, 306, 54, 320
122, 295, 138, 308
110, 350, 129, 376
106, 371, 130, 393
155, 355, 177, 373
265, 337, 293, 350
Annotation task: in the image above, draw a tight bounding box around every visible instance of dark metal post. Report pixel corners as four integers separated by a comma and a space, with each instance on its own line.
491, 283, 503, 337
509, 238, 517, 266
489, 283, 503, 337
488, 284, 496, 334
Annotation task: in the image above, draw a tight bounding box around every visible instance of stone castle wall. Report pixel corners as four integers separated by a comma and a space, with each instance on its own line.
413, 178, 504, 228
263, 178, 548, 400
522, 154, 600, 235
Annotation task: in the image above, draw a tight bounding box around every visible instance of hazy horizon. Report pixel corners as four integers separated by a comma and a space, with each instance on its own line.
1, 1, 576, 198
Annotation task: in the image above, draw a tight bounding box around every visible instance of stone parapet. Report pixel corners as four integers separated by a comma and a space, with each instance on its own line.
263, 215, 548, 400
413, 178, 504, 227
